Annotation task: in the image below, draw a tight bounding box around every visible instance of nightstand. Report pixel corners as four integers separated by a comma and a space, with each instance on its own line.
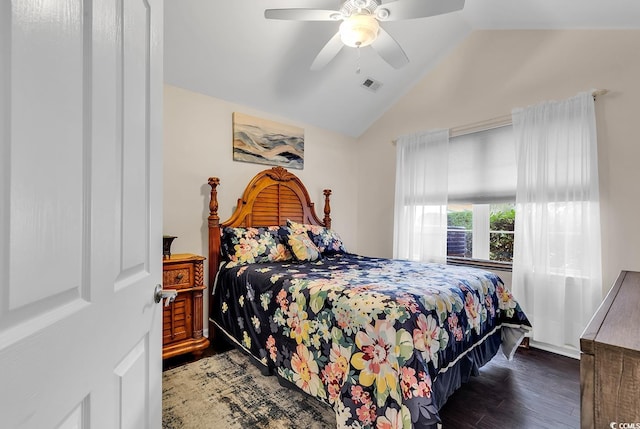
162, 253, 210, 359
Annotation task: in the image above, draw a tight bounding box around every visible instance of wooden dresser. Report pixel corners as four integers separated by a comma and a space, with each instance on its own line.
580, 270, 640, 429
162, 253, 210, 359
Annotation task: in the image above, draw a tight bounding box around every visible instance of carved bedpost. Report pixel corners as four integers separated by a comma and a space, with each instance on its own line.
207, 177, 220, 340
323, 189, 332, 229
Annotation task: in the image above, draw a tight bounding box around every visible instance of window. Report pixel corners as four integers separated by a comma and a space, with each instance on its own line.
446, 125, 516, 265
447, 203, 515, 263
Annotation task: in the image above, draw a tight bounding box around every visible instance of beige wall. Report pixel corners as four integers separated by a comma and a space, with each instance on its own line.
163, 85, 359, 284
356, 30, 640, 294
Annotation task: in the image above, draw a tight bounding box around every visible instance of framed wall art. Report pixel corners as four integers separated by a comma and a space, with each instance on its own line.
232, 112, 304, 170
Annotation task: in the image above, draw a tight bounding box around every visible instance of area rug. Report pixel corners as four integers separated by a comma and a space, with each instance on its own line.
163, 349, 336, 429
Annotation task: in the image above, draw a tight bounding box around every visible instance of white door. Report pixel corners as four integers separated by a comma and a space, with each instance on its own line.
0, 1, 163, 428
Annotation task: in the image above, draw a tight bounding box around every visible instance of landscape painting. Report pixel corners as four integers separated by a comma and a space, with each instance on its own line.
232, 112, 304, 170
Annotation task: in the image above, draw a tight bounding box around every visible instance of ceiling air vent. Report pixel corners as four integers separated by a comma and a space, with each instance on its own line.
361, 77, 382, 93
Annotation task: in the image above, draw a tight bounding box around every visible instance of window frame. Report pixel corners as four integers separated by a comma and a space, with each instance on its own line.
447, 203, 515, 271
447, 255, 513, 271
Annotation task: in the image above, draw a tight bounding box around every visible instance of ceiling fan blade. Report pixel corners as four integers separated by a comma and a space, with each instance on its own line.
264, 8, 339, 21
370, 27, 409, 69
310, 32, 344, 71
377, 0, 465, 21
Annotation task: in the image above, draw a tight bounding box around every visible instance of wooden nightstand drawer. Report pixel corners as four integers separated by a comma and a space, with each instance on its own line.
162, 253, 209, 359
163, 263, 193, 289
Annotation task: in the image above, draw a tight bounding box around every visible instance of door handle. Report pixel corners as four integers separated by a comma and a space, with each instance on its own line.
154, 284, 178, 307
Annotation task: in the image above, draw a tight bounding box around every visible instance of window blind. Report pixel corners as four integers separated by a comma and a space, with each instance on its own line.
447, 125, 516, 203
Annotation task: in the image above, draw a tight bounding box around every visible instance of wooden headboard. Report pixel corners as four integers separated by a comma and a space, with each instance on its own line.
207, 166, 332, 337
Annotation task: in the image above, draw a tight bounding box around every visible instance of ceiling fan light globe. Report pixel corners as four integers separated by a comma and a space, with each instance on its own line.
339, 14, 379, 48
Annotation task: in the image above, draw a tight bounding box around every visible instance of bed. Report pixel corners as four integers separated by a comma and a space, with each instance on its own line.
206, 166, 531, 429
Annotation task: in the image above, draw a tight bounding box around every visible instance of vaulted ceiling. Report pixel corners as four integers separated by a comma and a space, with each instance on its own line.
164, 0, 640, 137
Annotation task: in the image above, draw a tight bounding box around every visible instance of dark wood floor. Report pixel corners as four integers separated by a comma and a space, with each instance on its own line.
439, 347, 580, 428
164, 345, 580, 428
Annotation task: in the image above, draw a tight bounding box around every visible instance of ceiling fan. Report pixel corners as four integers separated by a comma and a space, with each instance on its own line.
265, 0, 465, 70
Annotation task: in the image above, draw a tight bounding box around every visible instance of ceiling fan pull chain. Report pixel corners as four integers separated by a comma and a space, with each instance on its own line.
356, 46, 361, 74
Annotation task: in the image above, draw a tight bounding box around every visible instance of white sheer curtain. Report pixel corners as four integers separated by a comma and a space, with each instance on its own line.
512, 92, 602, 352
393, 129, 449, 263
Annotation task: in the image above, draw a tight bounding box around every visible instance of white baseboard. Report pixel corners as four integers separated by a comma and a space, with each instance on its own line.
530, 340, 580, 359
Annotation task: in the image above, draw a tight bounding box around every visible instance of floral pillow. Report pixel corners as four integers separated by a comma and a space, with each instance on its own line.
221, 226, 292, 266
286, 219, 347, 255
287, 230, 321, 262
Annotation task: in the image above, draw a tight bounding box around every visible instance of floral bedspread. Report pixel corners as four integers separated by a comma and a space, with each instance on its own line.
212, 254, 531, 429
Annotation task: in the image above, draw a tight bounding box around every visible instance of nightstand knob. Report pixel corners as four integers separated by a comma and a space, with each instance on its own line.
175, 273, 184, 281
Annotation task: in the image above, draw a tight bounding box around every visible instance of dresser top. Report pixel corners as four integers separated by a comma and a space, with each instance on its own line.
581, 270, 640, 354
